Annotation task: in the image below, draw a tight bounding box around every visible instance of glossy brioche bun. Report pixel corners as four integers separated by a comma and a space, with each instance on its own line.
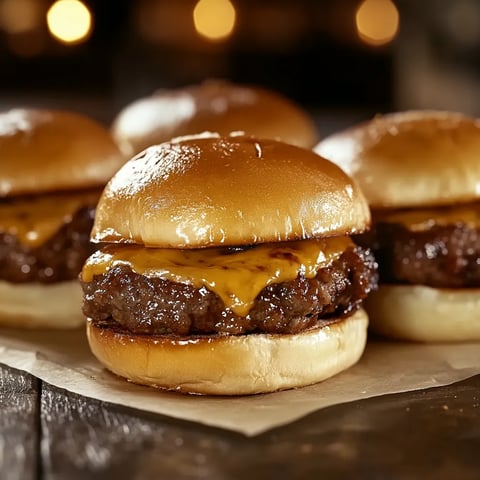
87, 308, 368, 396
365, 285, 480, 342
0, 108, 126, 197
314, 110, 480, 209
0, 280, 84, 329
92, 133, 370, 247
111, 79, 319, 156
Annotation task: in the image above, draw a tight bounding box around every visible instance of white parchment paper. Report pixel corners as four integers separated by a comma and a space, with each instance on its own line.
0, 327, 478, 436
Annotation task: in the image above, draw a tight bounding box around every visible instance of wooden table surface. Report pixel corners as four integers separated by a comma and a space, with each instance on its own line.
2, 363, 480, 480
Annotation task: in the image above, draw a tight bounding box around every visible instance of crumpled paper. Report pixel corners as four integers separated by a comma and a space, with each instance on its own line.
0, 326, 478, 436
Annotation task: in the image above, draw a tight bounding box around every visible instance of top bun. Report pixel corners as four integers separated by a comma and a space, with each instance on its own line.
314, 110, 480, 209
92, 133, 370, 248
0, 108, 126, 197
111, 79, 319, 156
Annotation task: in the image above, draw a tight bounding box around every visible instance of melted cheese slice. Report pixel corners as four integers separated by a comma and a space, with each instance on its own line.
374, 203, 480, 232
0, 190, 100, 247
82, 237, 353, 316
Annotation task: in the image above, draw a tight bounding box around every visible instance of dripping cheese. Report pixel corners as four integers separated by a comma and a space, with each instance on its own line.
374, 203, 480, 232
82, 237, 353, 316
0, 190, 100, 247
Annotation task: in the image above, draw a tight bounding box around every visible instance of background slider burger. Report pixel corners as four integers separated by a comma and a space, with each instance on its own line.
81, 132, 378, 395
111, 78, 320, 157
315, 110, 480, 342
0, 108, 125, 329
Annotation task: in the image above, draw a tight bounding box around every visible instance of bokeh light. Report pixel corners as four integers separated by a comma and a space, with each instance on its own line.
46, 0, 93, 45
193, 0, 236, 42
356, 0, 399, 46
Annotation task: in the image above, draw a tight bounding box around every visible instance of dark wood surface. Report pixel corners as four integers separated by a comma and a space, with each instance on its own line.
0, 365, 39, 480
1, 364, 480, 479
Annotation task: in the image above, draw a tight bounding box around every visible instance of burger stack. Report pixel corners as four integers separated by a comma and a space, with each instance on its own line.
0, 108, 125, 329
80, 132, 379, 395
315, 110, 480, 342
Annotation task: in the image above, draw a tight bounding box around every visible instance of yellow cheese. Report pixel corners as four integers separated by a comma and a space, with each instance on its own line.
0, 190, 100, 247
82, 237, 353, 316
374, 203, 480, 232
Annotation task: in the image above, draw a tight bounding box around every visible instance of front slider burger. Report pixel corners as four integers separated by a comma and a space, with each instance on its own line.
81, 132, 378, 395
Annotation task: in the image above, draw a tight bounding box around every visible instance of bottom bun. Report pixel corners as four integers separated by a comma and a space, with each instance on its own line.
0, 280, 85, 329
87, 309, 368, 396
365, 284, 480, 342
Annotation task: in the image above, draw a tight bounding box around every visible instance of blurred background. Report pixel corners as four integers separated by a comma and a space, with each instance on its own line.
1, 0, 479, 136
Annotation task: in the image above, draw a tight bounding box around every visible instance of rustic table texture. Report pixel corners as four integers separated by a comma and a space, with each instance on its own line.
2, 363, 480, 479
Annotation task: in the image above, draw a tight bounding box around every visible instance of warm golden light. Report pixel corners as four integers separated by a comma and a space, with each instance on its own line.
193, 0, 236, 42
0, 0, 42, 34
356, 0, 399, 46
46, 0, 93, 45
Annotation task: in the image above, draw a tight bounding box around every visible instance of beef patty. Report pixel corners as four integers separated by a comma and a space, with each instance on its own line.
0, 206, 97, 283
82, 245, 378, 336
356, 222, 480, 288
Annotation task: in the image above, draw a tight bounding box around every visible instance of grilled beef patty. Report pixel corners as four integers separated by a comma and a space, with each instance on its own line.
356, 222, 480, 287
82, 245, 378, 336
0, 206, 97, 283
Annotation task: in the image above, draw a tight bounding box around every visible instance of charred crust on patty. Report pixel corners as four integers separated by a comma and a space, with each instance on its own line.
82, 245, 378, 336
356, 222, 480, 288
0, 205, 97, 283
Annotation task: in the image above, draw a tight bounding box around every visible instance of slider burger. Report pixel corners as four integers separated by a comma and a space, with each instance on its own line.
81, 132, 378, 395
315, 110, 480, 342
0, 108, 125, 329
111, 78, 319, 157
